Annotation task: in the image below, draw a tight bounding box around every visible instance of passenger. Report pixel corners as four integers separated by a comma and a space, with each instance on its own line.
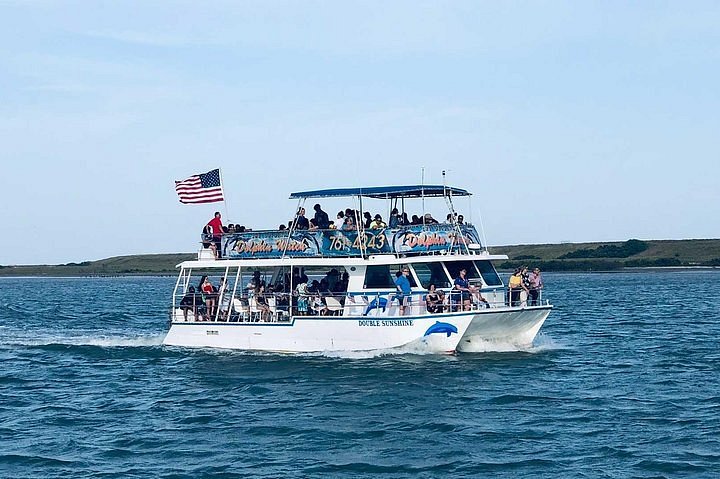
389, 208, 402, 228
410, 214, 421, 225
206, 212, 224, 259
254, 285, 271, 321
325, 269, 340, 291
201, 276, 218, 320
295, 207, 309, 230
394, 266, 412, 315
437, 289, 446, 312
520, 266, 531, 307
425, 284, 442, 314
369, 214, 387, 229
363, 211, 372, 229
335, 211, 345, 228
423, 213, 439, 225
457, 215, 465, 225
227, 223, 235, 233
401, 212, 410, 226
250, 270, 266, 290
313, 203, 330, 229
445, 213, 454, 224
528, 267, 544, 306
341, 215, 355, 231
507, 268, 526, 307
333, 271, 349, 293
317, 279, 332, 315
308, 218, 319, 230
279, 224, 287, 231
237, 225, 246, 232
201, 224, 218, 259
296, 281, 309, 315
452, 268, 472, 311
179, 286, 199, 321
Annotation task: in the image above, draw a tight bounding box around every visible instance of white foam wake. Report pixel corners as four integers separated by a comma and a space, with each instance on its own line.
0, 334, 166, 348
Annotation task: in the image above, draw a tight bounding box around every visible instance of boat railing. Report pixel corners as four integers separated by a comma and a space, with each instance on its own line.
171, 287, 549, 323
197, 223, 485, 260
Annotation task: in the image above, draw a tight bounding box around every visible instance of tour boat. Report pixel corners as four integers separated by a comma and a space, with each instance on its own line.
164, 185, 552, 353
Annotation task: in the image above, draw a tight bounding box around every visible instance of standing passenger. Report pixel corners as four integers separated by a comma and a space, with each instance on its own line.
206, 212, 224, 259
313, 203, 330, 229
528, 268, 543, 306
395, 267, 412, 315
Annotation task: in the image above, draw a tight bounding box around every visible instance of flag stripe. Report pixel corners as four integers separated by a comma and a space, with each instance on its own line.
174, 169, 224, 204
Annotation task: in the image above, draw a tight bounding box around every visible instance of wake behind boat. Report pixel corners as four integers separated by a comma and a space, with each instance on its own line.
164, 184, 552, 353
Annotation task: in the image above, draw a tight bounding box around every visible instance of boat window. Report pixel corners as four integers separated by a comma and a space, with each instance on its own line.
443, 260, 480, 281
411, 262, 450, 289
364, 265, 395, 289
474, 260, 502, 286
288, 266, 348, 292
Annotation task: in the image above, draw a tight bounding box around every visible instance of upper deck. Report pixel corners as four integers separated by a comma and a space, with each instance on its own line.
212, 223, 484, 260
200, 183, 488, 261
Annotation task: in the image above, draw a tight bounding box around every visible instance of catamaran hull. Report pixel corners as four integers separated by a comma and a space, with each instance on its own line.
457, 306, 552, 352
163, 314, 473, 354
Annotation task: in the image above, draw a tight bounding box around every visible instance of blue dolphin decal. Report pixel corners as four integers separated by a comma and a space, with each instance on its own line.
424, 321, 458, 337
364, 297, 388, 316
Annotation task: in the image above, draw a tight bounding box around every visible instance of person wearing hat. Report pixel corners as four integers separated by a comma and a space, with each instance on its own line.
369, 214, 387, 229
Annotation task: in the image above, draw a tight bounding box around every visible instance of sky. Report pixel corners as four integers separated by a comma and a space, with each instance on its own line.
1, 1, 719, 265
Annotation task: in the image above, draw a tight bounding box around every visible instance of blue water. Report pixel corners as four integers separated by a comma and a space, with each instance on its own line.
1, 272, 719, 478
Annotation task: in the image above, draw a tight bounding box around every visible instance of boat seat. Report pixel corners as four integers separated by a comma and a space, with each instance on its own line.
325, 296, 344, 316
232, 298, 248, 322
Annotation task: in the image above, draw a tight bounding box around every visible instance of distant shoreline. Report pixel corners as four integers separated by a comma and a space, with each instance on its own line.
1, 238, 719, 276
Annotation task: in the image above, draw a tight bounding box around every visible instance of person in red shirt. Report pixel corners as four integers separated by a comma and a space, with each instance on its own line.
207, 212, 224, 259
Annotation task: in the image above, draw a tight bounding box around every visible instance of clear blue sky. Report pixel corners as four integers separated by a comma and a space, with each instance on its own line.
1, 1, 718, 265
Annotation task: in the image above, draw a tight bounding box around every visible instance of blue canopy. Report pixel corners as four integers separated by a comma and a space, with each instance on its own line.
289, 185, 471, 200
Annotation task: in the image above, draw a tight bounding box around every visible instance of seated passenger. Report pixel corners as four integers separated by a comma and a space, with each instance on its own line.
201, 224, 218, 259
255, 285, 271, 322
389, 208, 402, 228
425, 284, 442, 314
341, 216, 355, 231
410, 214, 421, 225
423, 213, 439, 224
457, 215, 465, 225
369, 214, 387, 229
180, 286, 199, 321
335, 211, 345, 228
363, 211, 372, 228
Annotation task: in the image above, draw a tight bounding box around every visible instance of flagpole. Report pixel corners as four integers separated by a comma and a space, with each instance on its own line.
219, 167, 230, 221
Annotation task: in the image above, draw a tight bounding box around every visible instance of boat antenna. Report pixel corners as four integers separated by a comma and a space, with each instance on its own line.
421, 167, 426, 227
282, 198, 304, 259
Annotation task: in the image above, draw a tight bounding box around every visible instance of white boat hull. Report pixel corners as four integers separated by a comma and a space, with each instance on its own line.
163, 314, 473, 354
163, 305, 551, 354
457, 305, 552, 352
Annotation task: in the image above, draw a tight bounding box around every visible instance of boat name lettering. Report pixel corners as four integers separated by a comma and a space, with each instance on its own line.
402, 232, 448, 250
234, 240, 274, 254
275, 238, 308, 252
358, 319, 414, 327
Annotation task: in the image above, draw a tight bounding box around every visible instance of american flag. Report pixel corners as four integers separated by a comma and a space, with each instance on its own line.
174, 169, 225, 204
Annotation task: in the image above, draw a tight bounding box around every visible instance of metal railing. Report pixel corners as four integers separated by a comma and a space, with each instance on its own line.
172, 287, 549, 323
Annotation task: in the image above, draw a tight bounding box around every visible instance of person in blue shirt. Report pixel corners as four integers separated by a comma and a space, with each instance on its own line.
395, 266, 412, 315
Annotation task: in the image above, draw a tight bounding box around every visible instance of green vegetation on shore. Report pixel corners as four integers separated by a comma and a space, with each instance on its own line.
1, 239, 719, 276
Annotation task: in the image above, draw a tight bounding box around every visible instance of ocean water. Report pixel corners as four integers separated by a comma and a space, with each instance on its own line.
1, 272, 719, 478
